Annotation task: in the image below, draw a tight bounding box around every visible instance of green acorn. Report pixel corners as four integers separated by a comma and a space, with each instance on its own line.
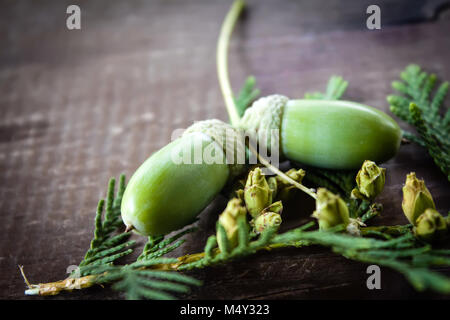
122, 119, 247, 236
414, 209, 448, 242
312, 188, 350, 230
351, 160, 386, 201
252, 201, 283, 234
217, 198, 248, 251
244, 167, 273, 218
401, 172, 436, 225
240, 95, 402, 170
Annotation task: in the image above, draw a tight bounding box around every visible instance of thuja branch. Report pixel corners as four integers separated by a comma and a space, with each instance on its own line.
22, 205, 376, 297
22, 240, 303, 296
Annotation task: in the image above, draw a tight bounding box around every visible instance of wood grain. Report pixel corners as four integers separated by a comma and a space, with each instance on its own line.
0, 0, 449, 299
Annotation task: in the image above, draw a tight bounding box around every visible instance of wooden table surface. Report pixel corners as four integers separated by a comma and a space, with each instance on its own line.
1, 0, 449, 299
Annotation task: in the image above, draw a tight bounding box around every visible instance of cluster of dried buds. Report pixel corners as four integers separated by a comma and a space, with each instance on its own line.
402, 172, 448, 242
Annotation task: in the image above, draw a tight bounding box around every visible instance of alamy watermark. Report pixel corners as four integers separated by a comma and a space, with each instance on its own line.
169, 127, 280, 175
66, 5, 380, 31
66, 5, 81, 30
366, 5, 381, 30
366, 265, 381, 289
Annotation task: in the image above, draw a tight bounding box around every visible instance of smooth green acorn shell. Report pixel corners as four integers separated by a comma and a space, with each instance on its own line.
121, 132, 230, 236
281, 100, 402, 169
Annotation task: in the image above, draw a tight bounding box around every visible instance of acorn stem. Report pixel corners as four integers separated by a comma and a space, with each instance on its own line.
18, 265, 33, 289
217, 0, 245, 126
248, 144, 317, 200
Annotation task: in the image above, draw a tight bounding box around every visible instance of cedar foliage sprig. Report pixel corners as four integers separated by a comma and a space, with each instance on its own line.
387, 64, 450, 180
137, 227, 197, 261
273, 228, 450, 293
178, 218, 281, 271
234, 76, 261, 117
304, 75, 348, 100
89, 227, 202, 300
178, 206, 449, 294
221, 72, 449, 294
75, 176, 202, 300
77, 175, 135, 276
179, 187, 382, 271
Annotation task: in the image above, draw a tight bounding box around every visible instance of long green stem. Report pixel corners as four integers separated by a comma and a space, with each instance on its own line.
217, 0, 245, 126
217, 1, 316, 200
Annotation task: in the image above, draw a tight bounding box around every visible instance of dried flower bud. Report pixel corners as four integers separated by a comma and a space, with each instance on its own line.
251, 201, 283, 233
402, 172, 435, 225
351, 160, 385, 201
253, 211, 282, 233
244, 167, 273, 217
261, 200, 283, 215
217, 198, 247, 250
414, 209, 447, 242
253, 212, 282, 234
312, 188, 350, 230
275, 168, 306, 201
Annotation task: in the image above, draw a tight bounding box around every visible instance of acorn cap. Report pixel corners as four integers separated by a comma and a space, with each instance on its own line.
184, 119, 247, 178
239, 95, 288, 156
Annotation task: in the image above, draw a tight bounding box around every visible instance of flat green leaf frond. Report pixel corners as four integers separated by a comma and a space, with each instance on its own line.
92, 226, 202, 300
388, 64, 450, 180
234, 76, 261, 117
137, 270, 203, 286
402, 130, 426, 147
216, 222, 231, 255
80, 240, 136, 267
95, 258, 201, 300
112, 271, 177, 300
305, 75, 348, 100
138, 227, 197, 261
78, 174, 134, 275
271, 225, 450, 294
204, 235, 218, 260
91, 250, 201, 300
129, 258, 180, 269
325, 76, 349, 100
384, 261, 450, 294
237, 215, 250, 248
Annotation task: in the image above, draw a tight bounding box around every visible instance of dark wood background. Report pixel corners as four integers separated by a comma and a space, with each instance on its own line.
1, 0, 449, 299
